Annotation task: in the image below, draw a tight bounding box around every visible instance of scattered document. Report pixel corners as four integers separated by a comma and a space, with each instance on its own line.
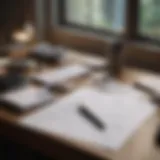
31, 64, 89, 86
0, 86, 53, 111
65, 50, 106, 68
20, 87, 155, 150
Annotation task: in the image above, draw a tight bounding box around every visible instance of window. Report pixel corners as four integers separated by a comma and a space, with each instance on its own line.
56, 0, 160, 42
139, 0, 160, 39
64, 0, 126, 33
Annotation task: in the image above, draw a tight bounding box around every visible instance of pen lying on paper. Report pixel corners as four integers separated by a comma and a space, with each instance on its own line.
78, 105, 105, 130
134, 82, 160, 104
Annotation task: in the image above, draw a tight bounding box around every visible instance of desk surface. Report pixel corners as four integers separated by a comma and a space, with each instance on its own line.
1, 49, 160, 160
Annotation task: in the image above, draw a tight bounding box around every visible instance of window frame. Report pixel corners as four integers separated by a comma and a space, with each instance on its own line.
57, 0, 160, 43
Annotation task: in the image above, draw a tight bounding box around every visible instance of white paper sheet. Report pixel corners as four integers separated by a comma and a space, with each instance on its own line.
32, 64, 89, 86
101, 79, 145, 96
0, 86, 53, 110
20, 87, 155, 150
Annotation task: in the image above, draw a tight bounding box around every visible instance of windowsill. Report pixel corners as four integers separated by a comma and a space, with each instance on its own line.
50, 24, 124, 55
52, 24, 160, 52
52, 24, 119, 42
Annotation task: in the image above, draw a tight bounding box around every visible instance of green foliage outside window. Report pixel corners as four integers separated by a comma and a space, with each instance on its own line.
140, 0, 160, 38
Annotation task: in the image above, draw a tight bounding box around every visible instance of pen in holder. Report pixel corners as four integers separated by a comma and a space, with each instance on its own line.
94, 40, 124, 90
107, 40, 125, 79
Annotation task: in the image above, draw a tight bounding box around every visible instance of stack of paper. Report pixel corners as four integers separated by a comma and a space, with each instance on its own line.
20, 87, 155, 150
0, 86, 53, 112
31, 64, 90, 86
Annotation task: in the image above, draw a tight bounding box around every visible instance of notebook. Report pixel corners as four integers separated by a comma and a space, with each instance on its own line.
20, 87, 155, 150
0, 86, 53, 112
31, 64, 90, 87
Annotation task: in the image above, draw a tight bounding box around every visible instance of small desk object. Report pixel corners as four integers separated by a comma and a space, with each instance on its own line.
29, 43, 64, 65
135, 75, 160, 100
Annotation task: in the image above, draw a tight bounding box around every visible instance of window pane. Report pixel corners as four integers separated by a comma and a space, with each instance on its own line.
65, 0, 126, 32
139, 0, 160, 38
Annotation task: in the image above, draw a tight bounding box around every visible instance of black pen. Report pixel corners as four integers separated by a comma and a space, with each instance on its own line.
134, 82, 160, 104
134, 82, 156, 96
78, 105, 105, 131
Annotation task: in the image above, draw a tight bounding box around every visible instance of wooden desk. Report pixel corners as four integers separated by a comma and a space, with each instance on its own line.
1, 50, 160, 160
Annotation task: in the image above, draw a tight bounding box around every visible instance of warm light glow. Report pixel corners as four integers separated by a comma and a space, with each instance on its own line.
12, 23, 35, 43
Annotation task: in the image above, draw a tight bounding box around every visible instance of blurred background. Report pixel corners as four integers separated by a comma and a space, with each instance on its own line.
1, 1, 160, 160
